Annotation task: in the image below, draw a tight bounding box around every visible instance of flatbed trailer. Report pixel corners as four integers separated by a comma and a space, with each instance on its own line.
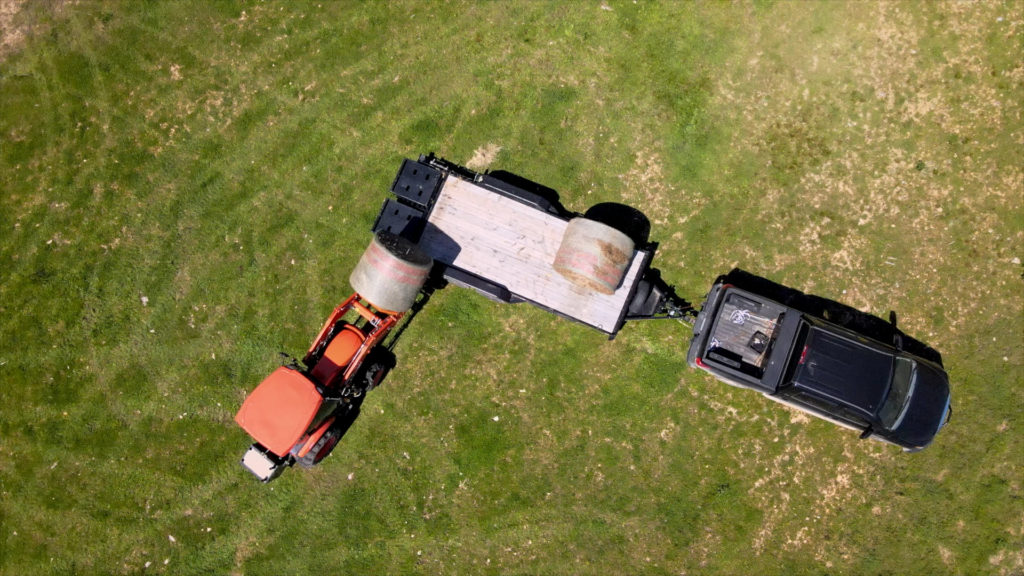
373, 155, 692, 336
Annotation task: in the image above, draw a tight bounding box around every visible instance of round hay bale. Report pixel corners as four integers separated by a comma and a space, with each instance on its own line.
349, 231, 432, 312
553, 217, 634, 295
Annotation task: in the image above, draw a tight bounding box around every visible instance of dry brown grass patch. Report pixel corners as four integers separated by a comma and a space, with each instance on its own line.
0, 0, 27, 60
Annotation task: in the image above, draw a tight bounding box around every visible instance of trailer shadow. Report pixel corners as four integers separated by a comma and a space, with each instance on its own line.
720, 268, 944, 366
487, 169, 571, 217
486, 171, 654, 248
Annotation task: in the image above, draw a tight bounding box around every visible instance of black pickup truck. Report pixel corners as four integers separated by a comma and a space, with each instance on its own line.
686, 279, 952, 451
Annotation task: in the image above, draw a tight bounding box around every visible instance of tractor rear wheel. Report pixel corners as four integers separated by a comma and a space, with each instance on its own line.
296, 418, 344, 468
349, 231, 433, 312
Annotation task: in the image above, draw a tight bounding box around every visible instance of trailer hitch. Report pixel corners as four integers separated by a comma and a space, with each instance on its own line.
624, 269, 697, 325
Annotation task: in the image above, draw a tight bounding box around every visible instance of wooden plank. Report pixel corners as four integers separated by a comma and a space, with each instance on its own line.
710, 300, 782, 368
420, 177, 644, 332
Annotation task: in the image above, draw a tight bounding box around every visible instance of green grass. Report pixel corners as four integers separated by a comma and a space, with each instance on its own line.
1, 1, 1021, 574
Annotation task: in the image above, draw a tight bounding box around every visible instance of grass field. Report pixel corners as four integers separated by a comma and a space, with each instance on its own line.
1, 1, 1021, 574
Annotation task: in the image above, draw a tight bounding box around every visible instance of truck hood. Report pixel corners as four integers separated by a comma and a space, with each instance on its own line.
889, 361, 951, 448
791, 327, 893, 417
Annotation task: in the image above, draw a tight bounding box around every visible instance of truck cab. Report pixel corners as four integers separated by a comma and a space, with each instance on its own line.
687, 281, 952, 451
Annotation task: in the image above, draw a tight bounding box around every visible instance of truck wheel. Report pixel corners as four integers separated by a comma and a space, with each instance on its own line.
553, 217, 635, 295
349, 231, 433, 313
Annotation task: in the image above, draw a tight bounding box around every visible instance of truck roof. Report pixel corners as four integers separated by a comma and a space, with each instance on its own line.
789, 325, 894, 418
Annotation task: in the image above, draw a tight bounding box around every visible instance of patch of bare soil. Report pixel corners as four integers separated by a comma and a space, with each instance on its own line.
465, 143, 502, 171
713, 1, 1023, 348
617, 149, 673, 226
1, 0, 79, 62
0, 0, 27, 60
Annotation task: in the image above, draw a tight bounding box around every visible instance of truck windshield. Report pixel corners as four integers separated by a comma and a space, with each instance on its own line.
879, 357, 915, 429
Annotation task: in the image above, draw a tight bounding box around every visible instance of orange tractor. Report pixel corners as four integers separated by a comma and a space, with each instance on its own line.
235, 232, 432, 482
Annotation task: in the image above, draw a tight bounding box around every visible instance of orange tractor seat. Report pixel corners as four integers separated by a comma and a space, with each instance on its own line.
235, 367, 324, 457
310, 324, 366, 385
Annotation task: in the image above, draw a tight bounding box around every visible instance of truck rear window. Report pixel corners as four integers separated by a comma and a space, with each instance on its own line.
705, 291, 786, 378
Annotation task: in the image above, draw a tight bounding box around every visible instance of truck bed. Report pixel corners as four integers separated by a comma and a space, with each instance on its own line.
706, 292, 786, 372
373, 156, 654, 335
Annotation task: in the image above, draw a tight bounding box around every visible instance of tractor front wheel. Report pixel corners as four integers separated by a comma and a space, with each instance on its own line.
361, 348, 397, 393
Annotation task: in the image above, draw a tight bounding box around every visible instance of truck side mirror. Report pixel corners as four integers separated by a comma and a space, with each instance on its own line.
889, 311, 903, 351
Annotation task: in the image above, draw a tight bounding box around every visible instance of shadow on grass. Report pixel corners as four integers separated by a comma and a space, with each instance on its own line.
486, 168, 654, 249
720, 268, 944, 367
383, 280, 436, 352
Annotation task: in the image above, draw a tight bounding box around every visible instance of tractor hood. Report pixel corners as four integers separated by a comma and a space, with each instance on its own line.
235, 367, 323, 457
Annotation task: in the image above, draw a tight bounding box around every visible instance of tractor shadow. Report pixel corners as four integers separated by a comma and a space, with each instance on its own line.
720, 268, 944, 366
382, 273, 444, 358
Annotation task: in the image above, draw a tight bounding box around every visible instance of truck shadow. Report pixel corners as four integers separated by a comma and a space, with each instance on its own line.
720, 268, 944, 367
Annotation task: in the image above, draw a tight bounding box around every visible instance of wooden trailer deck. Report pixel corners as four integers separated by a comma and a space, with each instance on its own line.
418, 176, 648, 334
